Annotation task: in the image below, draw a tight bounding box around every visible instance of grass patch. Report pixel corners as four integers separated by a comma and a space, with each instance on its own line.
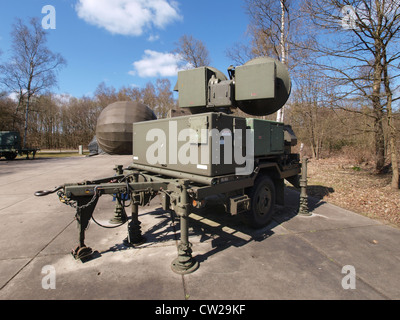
13, 151, 90, 159
35, 152, 89, 158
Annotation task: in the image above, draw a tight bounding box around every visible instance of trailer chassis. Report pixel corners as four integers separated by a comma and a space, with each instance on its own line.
35, 159, 305, 274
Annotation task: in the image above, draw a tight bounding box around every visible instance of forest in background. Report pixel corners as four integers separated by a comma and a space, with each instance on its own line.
1, 0, 399, 189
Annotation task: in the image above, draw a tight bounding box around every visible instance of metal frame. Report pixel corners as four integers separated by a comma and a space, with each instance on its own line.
35, 157, 301, 274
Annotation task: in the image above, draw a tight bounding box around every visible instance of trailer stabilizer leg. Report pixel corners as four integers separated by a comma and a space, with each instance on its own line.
124, 172, 146, 247
72, 245, 93, 260
171, 241, 199, 275
171, 181, 199, 274
72, 195, 99, 261
109, 199, 127, 224
124, 219, 146, 247
299, 157, 311, 216
110, 165, 128, 224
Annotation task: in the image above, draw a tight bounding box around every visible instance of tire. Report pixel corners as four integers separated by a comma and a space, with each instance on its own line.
245, 175, 276, 228
5, 152, 17, 160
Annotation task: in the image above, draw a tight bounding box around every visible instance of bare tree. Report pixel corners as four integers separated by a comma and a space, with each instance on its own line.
228, 0, 311, 122
242, 0, 292, 63
94, 82, 118, 109
228, 0, 313, 66
289, 68, 328, 159
173, 34, 211, 68
155, 78, 175, 118
305, 0, 400, 187
142, 82, 158, 110
383, 46, 400, 188
0, 18, 66, 148
0, 93, 18, 131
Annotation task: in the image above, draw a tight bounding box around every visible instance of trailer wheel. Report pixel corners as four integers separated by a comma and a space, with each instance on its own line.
5, 152, 17, 160
245, 175, 276, 228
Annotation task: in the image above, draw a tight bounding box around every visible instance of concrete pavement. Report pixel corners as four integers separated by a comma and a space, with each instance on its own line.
0, 154, 399, 300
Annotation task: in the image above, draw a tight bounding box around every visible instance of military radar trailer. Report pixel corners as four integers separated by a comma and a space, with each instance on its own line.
35, 57, 305, 274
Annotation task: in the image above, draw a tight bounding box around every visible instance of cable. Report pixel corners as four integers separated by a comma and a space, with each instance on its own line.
91, 197, 128, 229
91, 214, 127, 229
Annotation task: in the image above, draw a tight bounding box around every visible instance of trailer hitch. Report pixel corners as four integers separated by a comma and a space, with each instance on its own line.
35, 172, 199, 274
34, 186, 63, 197
37, 184, 104, 261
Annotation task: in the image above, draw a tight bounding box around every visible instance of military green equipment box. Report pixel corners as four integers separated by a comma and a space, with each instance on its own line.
246, 118, 284, 156
0, 131, 20, 150
177, 60, 277, 110
132, 112, 284, 177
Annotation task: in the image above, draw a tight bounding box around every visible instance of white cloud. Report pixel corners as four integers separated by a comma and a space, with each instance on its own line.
8, 92, 20, 102
75, 0, 182, 36
130, 50, 183, 78
147, 34, 160, 42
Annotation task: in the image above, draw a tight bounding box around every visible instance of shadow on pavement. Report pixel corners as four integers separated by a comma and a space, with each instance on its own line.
84, 187, 323, 267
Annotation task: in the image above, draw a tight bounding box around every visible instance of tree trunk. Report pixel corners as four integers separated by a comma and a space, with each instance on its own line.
372, 39, 385, 172
23, 94, 30, 149
373, 111, 385, 172
388, 126, 399, 188
276, 0, 286, 123
382, 49, 399, 188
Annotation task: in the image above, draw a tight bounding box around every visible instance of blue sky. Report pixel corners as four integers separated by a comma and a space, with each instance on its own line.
0, 0, 251, 98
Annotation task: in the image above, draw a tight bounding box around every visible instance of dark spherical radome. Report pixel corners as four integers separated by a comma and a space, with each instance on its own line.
96, 101, 157, 155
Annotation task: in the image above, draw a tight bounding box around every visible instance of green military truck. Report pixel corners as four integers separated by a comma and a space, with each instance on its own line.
0, 131, 39, 160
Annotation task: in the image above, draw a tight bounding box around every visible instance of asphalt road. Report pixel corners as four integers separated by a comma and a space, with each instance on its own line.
0, 154, 399, 301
